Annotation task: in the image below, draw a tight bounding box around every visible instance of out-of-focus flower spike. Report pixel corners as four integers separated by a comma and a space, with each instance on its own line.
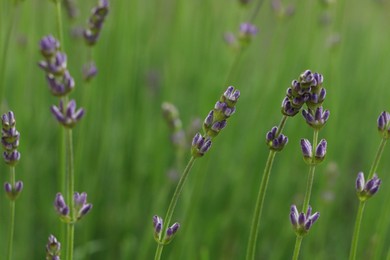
46, 234, 61, 260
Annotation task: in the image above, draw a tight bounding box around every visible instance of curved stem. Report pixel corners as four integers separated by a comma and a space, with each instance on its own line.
154, 156, 197, 260
245, 115, 288, 260
7, 166, 16, 260
292, 236, 303, 260
65, 128, 75, 260
349, 201, 365, 260
246, 150, 276, 260
368, 138, 387, 179
302, 130, 319, 212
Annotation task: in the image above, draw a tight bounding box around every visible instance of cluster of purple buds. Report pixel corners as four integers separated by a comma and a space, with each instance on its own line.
300, 139, 327, 165
162, 102, 186, 148
4, 181, 23, 201
377, 111, 390, 139
282, 70, 326, 117
203, 86, 240, 138
84, 0, 109, 46
38, 35, 75, 97
191, 133, 212, 158
46, 234, 61, 260
302, 106, 330, 130
152, 215, 180, 245
82, 62, 98, 82
54, 192, 92, 223
225, 23, 257, 50
51, 100, 85, 128
271, 0, 295, 18
356, 172, 381, 201
266, 126, 288, 151
1, 111, 21, 166
290, 205, 320, 236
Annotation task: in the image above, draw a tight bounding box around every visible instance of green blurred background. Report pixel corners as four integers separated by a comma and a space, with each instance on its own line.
1, 0, 390, 259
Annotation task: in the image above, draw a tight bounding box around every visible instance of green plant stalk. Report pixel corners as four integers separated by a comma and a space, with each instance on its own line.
245, 115, 288, 260
55, 0, 65, 51
292, 129, 319, 260
367, 138, 387, 179
349, 137, 387, 260
249, 0, 266, 23
0, 3, 18, 107
65, 128, 75, 260
154, 156, 197, 260
349, 201, 365, 260
292, 236, 303, 260
7, 166, 16, 260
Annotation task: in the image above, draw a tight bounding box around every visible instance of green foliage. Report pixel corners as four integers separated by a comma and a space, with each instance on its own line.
1, 0, 390, 259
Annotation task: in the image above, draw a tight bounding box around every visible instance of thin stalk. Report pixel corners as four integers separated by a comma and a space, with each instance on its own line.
249, 0, 265, 23
65, 128, 75, 260
349, 201, 365, 260
225, 49, 242, 86
302, 130, 319, 212
154, 156, 197, 260
292, 129, 319, 260
292, 236, 303, 260
0, 3, 18, 106
6, 166, 16, 260
367, 138, 387, 179
245, 115, 288, 260
55, 0, 65, 51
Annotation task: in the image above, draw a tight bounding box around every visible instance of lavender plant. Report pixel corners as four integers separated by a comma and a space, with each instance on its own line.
246, 70, 318, 260
153, 86, 240, 260
38, 33, 91, 260
2, 111, 23, 260
348, 111, 389, 260
82, 0, 109, 82
291, 70, 329, 260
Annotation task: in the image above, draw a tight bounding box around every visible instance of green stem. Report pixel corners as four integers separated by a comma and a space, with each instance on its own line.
154, 156, 197, 260
246, 150, 276, 260
0, 3, 18, 107
225, 48, 242, 86
292, 236, 303, 260
65, 128, 75, 260
249, 0, 265, 23
349, 201, 366, 260
302, 130, 319, 212
367, 138, 387, 179
55, 0, 65, 51
7, 166, 16, 260
245, 115, 288, 260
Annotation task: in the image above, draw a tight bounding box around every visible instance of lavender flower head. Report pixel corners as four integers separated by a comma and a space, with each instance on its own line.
84, 0, 110, 46
191, 133, 212, 158
152, 215, 180, 245
38, 35, 75, 97
356, 172, 381, 201
300, 139, 327, 165
302, 106, 330, 129
266, 126, 288, 151
46, 234, 61, 260
74, 192, 93, 220
4, 181, 23, 201
2, 111, 21, 166
377, 111, 390, 139
290, 205, 320, 236
54, 192, 92, 223
82, 62, 98, 82
51, 100, 85, 128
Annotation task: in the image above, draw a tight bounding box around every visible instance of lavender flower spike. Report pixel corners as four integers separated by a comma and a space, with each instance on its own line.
51, 100, 85, 128
46, 234, 61, 260
290, 204, 320, 236
300, 139, 312, 164
2, 111, 21, 166
356, 172, 381, 201
84, 0, 110, 46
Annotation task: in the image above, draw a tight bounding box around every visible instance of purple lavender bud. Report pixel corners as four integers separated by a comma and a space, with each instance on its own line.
266, 126, 277, 142
46, 234, 61, 259
46, 71, 75, 97
313, 73, 324, 87
192, 133, 202, 147
54, 193, 70, 218
356, 172, 381, 201
281, 98, 300, 117
84, 0, 109, 46
83, 62, 98, 82
199, 138, 212, 154
299, 70, 314, 87
74, 192, 87, 208
315, 139, 327, 162
378, 111, 390, 139
319, 88, 326, 101
4, 182, 12, 193
204, 111, 214, 129
224, 106, 236, 117
51, 100, 85, 128
290, 204, 320, 236
78, 204, 93, 219
222, 86, 240, 107
3, 151, 21, 166
1, 111, 16, 130
40, 35, 60, 58
153, 215, 163, 234
239, 23, 258, 38
356, 172, 365, 192
191, 133, 212, 157
166, 222, 180, 237
15, 181, 23, 193
300, 139, 312, 159
210, 120, 227, 136
302, 107, 330, 129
